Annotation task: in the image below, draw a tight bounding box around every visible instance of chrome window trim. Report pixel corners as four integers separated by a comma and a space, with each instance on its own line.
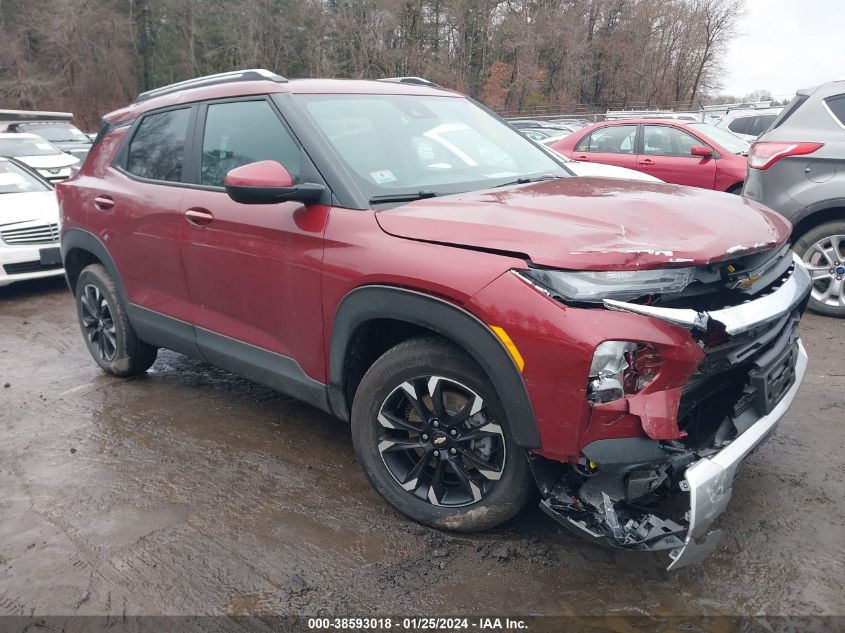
821, 98, 845, 131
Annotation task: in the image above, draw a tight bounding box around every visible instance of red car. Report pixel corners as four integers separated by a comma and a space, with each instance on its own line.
58, 70, 810, 570
551, 119, 750, 192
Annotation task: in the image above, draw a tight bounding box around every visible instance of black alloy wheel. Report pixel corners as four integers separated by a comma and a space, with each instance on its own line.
376, 375, 507, 507
80, 283, 117, 361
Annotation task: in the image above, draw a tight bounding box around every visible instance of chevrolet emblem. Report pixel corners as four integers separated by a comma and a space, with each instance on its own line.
433, 436, 447, 446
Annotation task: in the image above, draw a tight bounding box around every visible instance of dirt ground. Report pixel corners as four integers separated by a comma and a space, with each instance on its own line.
1, 276, 844, 621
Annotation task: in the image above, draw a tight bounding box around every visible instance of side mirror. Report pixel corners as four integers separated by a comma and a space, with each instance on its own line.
224, 160, 324, 205
690, 145, 713, 158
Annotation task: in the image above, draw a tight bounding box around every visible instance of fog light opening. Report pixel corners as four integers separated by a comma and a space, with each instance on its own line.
587, 341, 661, 404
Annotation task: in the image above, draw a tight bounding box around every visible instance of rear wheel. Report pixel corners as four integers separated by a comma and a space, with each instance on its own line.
794, 220, 845, 317
351, 337, 533, 531
75, 264, 158, 375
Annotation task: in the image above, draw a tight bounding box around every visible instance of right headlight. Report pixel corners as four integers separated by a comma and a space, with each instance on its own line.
515, 266, 694, 303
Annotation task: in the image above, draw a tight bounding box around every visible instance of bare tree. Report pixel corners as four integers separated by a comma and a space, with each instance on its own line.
0, 0, 745, 126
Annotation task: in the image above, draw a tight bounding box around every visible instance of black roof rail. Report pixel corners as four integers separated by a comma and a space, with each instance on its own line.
135, 69, 288, 103
378, 76, 440, 88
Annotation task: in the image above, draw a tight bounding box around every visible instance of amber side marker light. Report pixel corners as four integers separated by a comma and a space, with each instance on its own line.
490, 325, 525, 373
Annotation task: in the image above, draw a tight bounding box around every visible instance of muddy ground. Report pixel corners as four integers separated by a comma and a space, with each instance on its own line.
1, 277, 844, 621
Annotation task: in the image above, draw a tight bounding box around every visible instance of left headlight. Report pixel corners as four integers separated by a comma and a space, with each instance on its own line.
515, 266, 694, 303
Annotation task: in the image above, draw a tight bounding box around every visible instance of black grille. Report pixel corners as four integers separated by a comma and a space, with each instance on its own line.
3, 260, 63, 275
0, 223, 60, 245
678, 309, 801, 448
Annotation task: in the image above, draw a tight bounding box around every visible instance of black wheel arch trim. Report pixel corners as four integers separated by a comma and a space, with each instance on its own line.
792, 201, 845, 238
803, 198, 845, 215
329, 285, 541, 449
62, 227, 129, 303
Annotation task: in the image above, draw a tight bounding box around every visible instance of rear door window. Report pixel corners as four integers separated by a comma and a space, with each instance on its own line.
200, 100, 300, 187
126, 108, 191, 182
824, 94, 845, 127
575, 125, 637, 154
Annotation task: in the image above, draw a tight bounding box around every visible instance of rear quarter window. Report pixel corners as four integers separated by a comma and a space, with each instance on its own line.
824, 94, 845, 127
126, 108, 191, 182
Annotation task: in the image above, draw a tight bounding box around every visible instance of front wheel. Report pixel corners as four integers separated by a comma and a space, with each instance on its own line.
351, 337, 533, 532
794, 220, 845, 317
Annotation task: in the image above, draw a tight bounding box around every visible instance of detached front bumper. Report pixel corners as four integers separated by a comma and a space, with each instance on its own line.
667, 339, 807, 570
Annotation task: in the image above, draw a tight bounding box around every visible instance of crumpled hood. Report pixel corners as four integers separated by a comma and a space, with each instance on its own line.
375, 177, 791, 270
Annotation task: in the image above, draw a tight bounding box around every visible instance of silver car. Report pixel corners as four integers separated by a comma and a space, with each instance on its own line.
744, 80, 845, 317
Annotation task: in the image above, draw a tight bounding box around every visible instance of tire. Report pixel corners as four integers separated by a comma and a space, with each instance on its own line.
793, 220, 845, 318
351, 336, 534, 532
75, 263, 158, 376
727, 184, 743, 195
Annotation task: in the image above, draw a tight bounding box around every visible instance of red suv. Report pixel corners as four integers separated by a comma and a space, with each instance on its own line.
58, 70, 811, 569
551, 119, 750, 192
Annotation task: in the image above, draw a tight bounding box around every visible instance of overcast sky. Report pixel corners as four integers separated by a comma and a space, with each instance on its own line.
722, 0, 845, 99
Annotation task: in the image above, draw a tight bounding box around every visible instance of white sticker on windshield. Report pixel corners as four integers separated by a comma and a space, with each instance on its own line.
35, 143, 53, 151
370, 169, 397, 184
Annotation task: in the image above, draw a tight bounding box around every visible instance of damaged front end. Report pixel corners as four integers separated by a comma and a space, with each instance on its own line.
536, 252, 812, 570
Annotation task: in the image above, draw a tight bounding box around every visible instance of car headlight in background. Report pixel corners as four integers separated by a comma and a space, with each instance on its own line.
515, 266, 694, 302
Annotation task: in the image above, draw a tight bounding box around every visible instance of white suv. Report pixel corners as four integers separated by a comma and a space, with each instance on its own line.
714, 108, 782, 142
0, 157, 64, 287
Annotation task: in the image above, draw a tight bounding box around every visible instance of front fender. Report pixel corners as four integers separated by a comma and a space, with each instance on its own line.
328, 285, 541, 449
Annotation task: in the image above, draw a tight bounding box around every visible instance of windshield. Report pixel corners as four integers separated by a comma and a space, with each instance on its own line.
16, 122, 89, 143
0, 138, 62, 157
687, 122, 750, 154
0, 160, 51, 194
294, 94, 566, 200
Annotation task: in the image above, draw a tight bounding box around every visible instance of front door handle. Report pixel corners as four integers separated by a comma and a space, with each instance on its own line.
638, 159, 655, 166
184, 208, 214, 226
574, 154, 590, 161
93, 195, 114, 211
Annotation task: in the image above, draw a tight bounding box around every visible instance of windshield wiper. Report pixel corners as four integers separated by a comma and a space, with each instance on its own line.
493, 174, 562, 188
369, 190, 440, 205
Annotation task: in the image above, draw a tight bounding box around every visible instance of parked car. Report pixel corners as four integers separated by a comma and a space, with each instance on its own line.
5, 121, 92, 161
550, 118, 590, 129
59, 70, 811, 570
714, 108, 782, 142
519, 127, 573, 141
508, 119, 574, 133
551, 119, 750, 192
0, 133, 79, 182
543, 146, 663, 182
0, 157, 63, 287
744, 80, 845, 317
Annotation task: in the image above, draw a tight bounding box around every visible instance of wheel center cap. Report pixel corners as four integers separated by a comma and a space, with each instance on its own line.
432, 433, 448, 446
835, 266, 845, 275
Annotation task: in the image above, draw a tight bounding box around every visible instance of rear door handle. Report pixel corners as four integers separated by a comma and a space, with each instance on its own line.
638, 159, 655, 165
184, 208, 214, 226
575, 154, 590, 161
93, 195, 114, 211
